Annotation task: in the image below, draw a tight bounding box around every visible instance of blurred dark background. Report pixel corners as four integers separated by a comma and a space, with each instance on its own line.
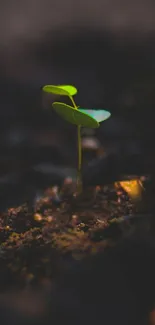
0, 0, 155, 206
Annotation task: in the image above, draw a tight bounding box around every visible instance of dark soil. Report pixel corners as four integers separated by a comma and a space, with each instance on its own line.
0, 176, 153, 292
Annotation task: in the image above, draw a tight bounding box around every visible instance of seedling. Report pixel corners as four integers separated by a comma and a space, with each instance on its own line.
42, 84, 111, 192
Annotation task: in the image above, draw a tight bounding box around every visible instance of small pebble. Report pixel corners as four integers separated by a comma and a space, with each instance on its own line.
34, 213, 42, 221
47, 216, 53, 222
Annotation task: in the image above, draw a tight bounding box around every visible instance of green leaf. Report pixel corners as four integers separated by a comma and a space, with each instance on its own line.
42, 85, 69, 96
42, 84, 77, 96
57, 85, 77, 96
79, 109, 111, 122
52, 102, 99, 128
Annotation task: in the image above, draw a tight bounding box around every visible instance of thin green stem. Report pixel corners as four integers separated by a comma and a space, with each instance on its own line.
77, 124, 82, 192
69, 96, 77, 109
69, 96, 82, 193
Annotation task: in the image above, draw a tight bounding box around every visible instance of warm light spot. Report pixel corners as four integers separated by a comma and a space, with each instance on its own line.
72, 215, 78, 219
115, 179, 143, 199
47, 216, 53, 222
34, 213, 42, 221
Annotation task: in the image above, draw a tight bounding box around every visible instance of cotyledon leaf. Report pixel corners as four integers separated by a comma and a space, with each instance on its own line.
79, 109, 111, 122
57, 85, 77, 96
42, 85, 69, 96
42, 84, 77, 96
52, 102, 99, 128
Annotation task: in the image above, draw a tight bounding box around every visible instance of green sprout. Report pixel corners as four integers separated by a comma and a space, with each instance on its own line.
42, 84, 111, 192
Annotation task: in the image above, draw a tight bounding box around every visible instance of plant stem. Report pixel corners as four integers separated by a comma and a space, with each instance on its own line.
77, 124, 82, 192
69, 96, 82, 193
69, 96, 77, 110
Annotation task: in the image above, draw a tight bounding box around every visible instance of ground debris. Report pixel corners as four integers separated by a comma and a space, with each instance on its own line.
0, 179, 152, 290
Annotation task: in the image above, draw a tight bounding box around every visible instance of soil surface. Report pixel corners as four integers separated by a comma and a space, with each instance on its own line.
0, 176, 153, 292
